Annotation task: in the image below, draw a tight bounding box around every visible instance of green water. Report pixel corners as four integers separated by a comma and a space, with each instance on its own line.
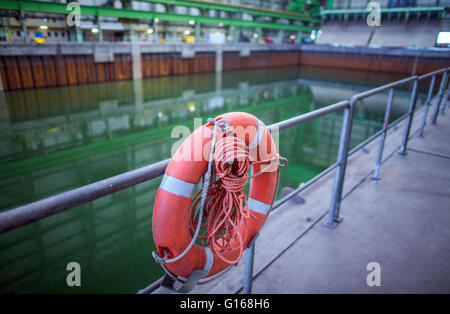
0, 66, 425, 293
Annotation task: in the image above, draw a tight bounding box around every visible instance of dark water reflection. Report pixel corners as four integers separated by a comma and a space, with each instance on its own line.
0, 66, 427, 293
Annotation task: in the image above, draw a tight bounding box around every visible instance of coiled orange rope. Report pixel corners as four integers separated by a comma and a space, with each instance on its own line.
189, 132, 279, 264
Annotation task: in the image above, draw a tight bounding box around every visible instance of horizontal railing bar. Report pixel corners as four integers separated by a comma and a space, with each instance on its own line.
418, 67, 449, 80
352, 76, 417, 102
137, 277, 164, 294
268, 101, 350, 132
0, 158, 170, 234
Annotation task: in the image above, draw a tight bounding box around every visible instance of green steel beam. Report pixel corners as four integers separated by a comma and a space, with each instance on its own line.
326, 0, 334, 10
138, 0, 320, 23
0, 0, 316, 32
321, 6, 445, 16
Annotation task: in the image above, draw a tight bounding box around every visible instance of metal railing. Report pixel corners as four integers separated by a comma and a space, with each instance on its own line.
0, 67, 449, 294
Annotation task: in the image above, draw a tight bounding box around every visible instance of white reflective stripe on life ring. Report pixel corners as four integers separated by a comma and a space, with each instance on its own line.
248, 197, 271, 215
160, 174, 196, 198
202, 247, 214, 277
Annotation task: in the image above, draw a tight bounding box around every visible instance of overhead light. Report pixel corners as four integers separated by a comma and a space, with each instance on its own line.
147, 28, 154, 34
39, 25, 48, 30
187, 102, 196, 112
154, 18, 159, 23
184, 30, 190, 35
157, 112, 163, 118
218, 23, 224, 27
437, 31, 450, 44
91, 28, 99, 34
189, 20, 195, 25
289, 35, 296, 40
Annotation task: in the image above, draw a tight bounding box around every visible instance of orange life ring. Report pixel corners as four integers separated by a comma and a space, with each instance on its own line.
152, 112, 279, 279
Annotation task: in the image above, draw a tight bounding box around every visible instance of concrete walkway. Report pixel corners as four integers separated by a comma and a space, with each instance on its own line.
251, 113, 450, 293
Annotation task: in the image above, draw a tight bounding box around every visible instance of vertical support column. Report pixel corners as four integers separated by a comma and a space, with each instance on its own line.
326, 101, 355, 228
242, 234, 258, 294
399, 77, 420, 155
296, 31, 302, 44
97, 15, 103, 43
419, 75, 436, 137
215, 45, 223, 73
441, 88, 449, 115
228, 25, 235, 43
154, 19, 160, 43
215, 70, 222, 94
432, 71, 449, 123
133, 76, 143, 109
131, 43, 142, 80
195, 22, 201, 42
129, 26, 137, 42
372, 88, 395, 181
75, 26, 83, 42
277, 29, 283, 44
20, 11, 27, 42
151, 25, 157, 43
171, 26, 177, 43
1, 17, 10, 42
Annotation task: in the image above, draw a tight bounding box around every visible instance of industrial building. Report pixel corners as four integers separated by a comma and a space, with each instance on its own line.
0, 0, 449, 46
0, 0, 321, 44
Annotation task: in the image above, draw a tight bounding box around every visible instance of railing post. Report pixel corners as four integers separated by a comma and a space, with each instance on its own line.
372, 88, 394, 181
431, 71, 448, 124
242, 236, 257, 294
399, 77, 419, 155
419, 75, 436, 137
440, 82, 449, 116
325, 100, 355, 228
